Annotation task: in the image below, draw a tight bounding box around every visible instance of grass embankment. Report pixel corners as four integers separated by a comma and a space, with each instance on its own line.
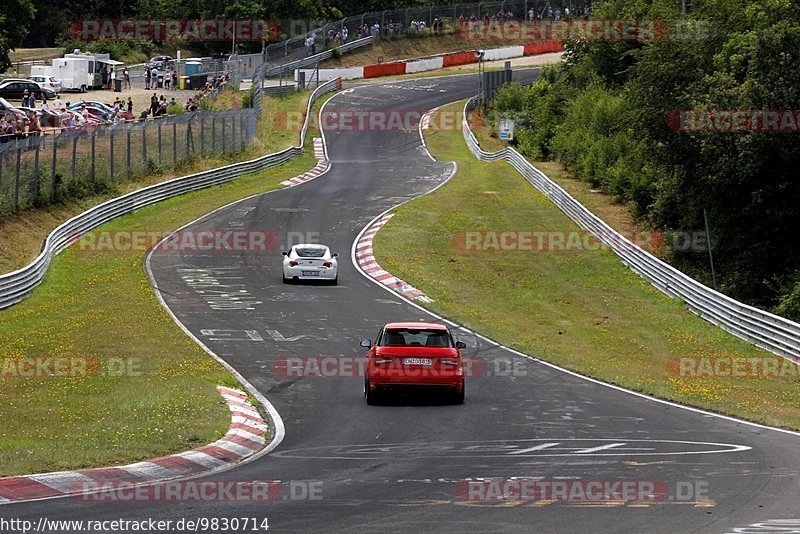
0, 93, 330, 476
374, 101, 800, 430
0, 90, 309, 273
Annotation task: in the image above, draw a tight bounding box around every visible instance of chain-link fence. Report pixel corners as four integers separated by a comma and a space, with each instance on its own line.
0, 109, 257, 214
264, 0, 592, 69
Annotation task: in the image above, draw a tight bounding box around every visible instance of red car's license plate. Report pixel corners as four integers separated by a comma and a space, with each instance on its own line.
403, 358, 432, 366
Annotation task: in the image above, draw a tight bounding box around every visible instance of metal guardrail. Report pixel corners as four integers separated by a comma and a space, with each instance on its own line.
461, 98, 800, 362
264, 36, 374, 78
0, 77, 342, 310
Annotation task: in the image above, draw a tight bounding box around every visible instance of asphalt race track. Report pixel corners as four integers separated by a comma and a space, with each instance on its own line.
6, 71, 800, 533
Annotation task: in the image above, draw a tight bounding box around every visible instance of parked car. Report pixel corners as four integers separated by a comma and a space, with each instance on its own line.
29, 75, 62, 94
147, 55, 175, 71
0, 79, 50, 100
361, 322, 467, 404
67, 101, 134, 122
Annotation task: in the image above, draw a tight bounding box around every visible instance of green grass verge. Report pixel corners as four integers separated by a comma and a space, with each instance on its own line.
373, 101, 800, 431
0, 94, 331, 476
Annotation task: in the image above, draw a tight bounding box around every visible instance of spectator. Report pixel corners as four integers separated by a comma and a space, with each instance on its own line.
123, 66, 131, 89
150, 93, 159, 116
27, 92, 36, 109
108, 67, 115, 90
529, 7, 535, 21
164, 70, 171, 89
171, 70, 178, 89
53, 95, 62, 111
22, 89, 29, 106
151, 66, 159, 88
145, 68, 151, 90
169, 97, 176, 107
139, 109, 149, 121
127, 97, 133, 115
305, 33, 315, 56
40, 99, 49, 111
0, 115, 12, 143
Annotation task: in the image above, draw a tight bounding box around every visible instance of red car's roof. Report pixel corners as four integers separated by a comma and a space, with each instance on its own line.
384, 322, 447, 330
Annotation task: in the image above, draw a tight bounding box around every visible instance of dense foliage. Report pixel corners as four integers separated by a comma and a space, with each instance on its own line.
491, 0, 800, 320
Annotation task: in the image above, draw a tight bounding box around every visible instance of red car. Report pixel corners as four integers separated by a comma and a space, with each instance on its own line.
361, 322, 466, 404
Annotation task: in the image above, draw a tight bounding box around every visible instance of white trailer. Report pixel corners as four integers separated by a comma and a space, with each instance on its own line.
30, 51, 122, 93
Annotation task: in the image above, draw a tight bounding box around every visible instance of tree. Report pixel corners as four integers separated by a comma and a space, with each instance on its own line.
0, 0, 35, 72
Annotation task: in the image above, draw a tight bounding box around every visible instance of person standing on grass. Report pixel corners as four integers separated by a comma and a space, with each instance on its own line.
164, 70, 171, 90
145, 68, 151, 90
127, 97, 133, 115
53, 95, 62, 111
172, 70, 178, 89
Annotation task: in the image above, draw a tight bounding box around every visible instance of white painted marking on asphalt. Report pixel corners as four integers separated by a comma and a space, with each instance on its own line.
265, 329, 307, 342
574, 443, 627, 454
200, 329, 264, 342
507, 443, 560, 455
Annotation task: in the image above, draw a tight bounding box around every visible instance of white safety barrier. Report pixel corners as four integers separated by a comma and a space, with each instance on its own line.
461, 98, 800, 362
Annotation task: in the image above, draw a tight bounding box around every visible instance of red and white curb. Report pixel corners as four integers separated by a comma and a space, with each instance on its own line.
0, 386, 266, 504
280, 138, 328, 186
355, 213, 432, 303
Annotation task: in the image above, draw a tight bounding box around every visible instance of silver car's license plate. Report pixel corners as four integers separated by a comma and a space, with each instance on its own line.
301, 271, 319, 276
403, 358, 432, 366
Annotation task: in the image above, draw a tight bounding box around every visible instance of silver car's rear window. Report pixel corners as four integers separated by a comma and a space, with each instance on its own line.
295, 247, 326, 258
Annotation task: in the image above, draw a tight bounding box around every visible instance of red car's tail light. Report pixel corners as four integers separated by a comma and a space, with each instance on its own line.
323, 261, 332, 267
289, 260, 298, 266
440, 358, 460, 366
374, 358, 393, 364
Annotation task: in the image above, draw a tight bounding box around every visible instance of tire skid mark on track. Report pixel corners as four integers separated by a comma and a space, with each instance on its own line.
0, 386, 266, 505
